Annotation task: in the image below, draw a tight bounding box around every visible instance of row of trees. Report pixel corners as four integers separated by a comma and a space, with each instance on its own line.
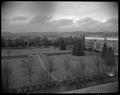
1, 37, 54, 48
2, 36, 68, 49
58, 34, 86, 56
2, 35, 101, 56
2, 37, 26, 48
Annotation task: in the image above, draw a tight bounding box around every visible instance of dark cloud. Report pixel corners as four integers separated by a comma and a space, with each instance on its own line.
101, 2, 118, 17
32, 2, 57, 15
12, 16, 28, 21
29, 15, 51, 25
2, 1, 57, 18
102, 17, 118, 32
106, 17, 118, 24
77, 17, 99, 25
2, 2, 20, 17
51, 19, 74, 27
75, 17, 118, 32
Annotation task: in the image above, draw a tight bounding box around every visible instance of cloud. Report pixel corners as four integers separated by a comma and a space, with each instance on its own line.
101, 17, 118, 32
74, 17, 118, 32
10, 16, 31, 24
30, 15, 51, 24
106, 17, 118, 25
2, 2, 57, 19
28, 16, 75, 32
2, 17, 11, 31
2, 14, 118, 33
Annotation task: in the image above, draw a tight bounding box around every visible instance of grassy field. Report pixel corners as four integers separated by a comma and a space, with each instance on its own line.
1, 47, 118, 90
1, 47, 70, 56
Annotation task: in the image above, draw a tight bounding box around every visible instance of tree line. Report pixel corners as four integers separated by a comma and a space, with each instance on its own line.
1, 37, 53, 48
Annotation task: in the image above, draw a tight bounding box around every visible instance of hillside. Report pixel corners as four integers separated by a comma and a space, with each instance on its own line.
1, 31, 118, 39
1, 31, 15, 37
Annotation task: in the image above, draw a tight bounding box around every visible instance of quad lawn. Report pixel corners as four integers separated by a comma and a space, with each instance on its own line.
1, 47, 118, 92
2, 46, 70, 56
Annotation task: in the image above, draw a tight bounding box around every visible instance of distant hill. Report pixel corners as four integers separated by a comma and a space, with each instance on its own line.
1, 32, 17, 39
58, 31, 118, 37
15, 32, 60, 37
2, 31, 15, 37
2, 31, 118, 39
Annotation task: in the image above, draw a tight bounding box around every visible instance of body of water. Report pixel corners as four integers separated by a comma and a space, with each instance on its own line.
85, 37, 118, 41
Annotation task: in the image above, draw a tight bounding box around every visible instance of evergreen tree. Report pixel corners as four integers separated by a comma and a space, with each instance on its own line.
74, 38, 78, 55
101, 41, 108, 60
59, 38, 66, 50
72, 34, 85, 56
101, 39, 115, 73
2, 37, 6, 47
72, 37, 76, 55
76, 38, 84, 56
82, 35, 85, 54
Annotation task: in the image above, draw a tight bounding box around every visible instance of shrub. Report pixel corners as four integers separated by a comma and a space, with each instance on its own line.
42, 36, 49, 47
8, 89, 17, 93
21, 86, 30, 92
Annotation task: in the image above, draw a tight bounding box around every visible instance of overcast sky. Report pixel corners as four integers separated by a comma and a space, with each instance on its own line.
2, 1, 118, 33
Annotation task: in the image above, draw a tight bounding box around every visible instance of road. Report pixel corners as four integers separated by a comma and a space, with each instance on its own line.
63, 81, 118, 93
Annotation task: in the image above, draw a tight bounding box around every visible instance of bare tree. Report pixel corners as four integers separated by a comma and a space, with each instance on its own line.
45, 56, 57, 82
63, 56, 72, 80
38, 70, 49, 84
2, 60, 13, 92
71, 59, 87, 81
93, 55, 108, 79
94, 55, 101, 75
2, 49, 13, 92
21, 58, 35, 84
